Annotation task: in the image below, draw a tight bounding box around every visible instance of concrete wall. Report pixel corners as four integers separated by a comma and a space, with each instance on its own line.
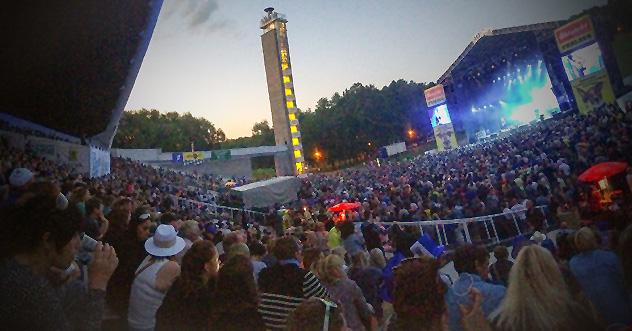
0, 130, 97, 176
111, 148, 162, 161
148, 157, 253, 179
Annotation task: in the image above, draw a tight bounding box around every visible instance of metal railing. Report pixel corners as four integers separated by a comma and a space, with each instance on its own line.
177, 197, 265, 219
373, 206, 549, 247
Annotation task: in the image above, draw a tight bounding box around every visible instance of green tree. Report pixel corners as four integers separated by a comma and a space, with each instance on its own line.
113, 109, 226, 152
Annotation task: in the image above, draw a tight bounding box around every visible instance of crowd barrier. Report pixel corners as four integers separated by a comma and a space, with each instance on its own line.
374, 206, 549, 247
177, 195, 548, 248
177, 197, 265, 219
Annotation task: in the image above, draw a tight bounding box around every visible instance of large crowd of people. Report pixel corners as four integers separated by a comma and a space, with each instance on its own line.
0, 105, 631, 330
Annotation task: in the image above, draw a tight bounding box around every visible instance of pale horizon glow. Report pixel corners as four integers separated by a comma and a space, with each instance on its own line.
126, 0, 605, 139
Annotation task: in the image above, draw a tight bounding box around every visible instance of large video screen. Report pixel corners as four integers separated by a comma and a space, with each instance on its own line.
468, 56, 560, 135
427, 104, 452, 128
561, 42, 605, 81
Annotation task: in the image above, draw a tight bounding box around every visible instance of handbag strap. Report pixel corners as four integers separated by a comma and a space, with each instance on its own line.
135, 257, 158, 277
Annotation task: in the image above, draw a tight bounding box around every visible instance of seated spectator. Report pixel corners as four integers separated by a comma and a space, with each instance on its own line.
208, 254, 265, 331
445, 244, 506, 331
492, 245, 602, 331
128, 224, 185, 331
569, 227, 632, 327
488, 246, 513, 286
315, 254, 376, 331
156, 240, 218, 331
257, 236, 329, 330
286, 297, 346, 331
0, 193, 118, 330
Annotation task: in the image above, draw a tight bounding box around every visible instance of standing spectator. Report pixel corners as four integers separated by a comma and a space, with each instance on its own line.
618, 224, 632, 297
105, 210, 153, 326
340, 221, 365, 257
0, 193, 118, 330
348, 251, 384, 326
316, 254, 377, 331
328, 222, 343, 249
313, 221, 330, 251
445, 244, 506, 331
302, 247, 324, 273
2, 167, 34, 207
387, 257, 450, 331
104, 206, 132, 246
69, 186, 90, 217
524, 200, 544, 232
208, 255, 265, 331
128, 224, 185, 331
369, 248, 386, 270
488, 246, 513, 286
257, 237, 329, 330
84, 197, 109, 240
569, 227, 632, 327
248, 241, 268, 281
176, 220, 202, 264
156, 240, 218, 331
492, 245, 602, 331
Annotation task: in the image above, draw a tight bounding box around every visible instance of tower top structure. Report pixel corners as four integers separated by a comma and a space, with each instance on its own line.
260, 7, 287, 29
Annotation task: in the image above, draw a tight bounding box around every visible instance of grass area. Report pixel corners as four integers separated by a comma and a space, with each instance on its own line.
252, 168, 276, 181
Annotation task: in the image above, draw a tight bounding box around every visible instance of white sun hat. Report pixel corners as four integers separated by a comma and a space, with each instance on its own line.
145, 224, 186, 257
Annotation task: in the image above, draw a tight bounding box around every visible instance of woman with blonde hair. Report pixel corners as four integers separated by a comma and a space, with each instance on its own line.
492, 245, 601, 331
315, 254, 376, 331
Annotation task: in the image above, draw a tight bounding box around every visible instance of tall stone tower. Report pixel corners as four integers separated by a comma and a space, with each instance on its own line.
260, 7, 304, 176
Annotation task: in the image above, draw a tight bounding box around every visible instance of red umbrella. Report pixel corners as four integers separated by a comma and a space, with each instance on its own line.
578, 162, 628, 182
328, 202, 361, 212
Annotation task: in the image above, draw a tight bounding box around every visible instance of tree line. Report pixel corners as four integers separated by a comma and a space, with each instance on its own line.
114, 79, 434, 164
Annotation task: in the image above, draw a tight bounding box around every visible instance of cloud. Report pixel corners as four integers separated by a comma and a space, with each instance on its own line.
189, 0, 218, 27
162, 0, 224, 33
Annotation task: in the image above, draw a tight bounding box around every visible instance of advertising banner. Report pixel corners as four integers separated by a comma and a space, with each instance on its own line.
89, 147, 111, 178
211, 150, 231, 160
172, 152, 183, 163
183, 151, 204, 161
433, 125, 458, 151
424, 84, 446, 107
555, 15, 595, 54
571, 70, 616, 115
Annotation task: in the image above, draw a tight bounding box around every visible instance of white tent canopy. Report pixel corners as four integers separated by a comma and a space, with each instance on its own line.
231, 176, 300, 208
